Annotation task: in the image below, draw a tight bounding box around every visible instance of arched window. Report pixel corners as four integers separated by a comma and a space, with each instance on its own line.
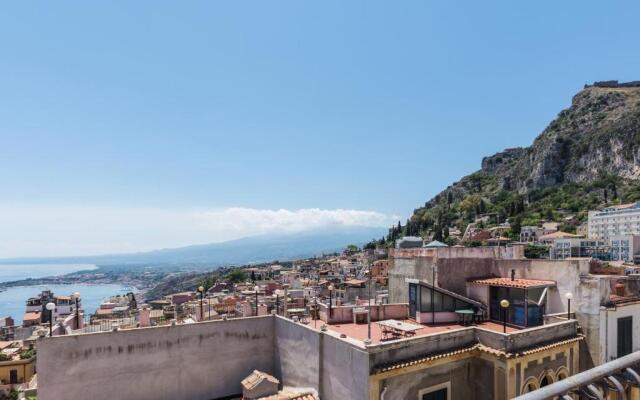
556, 367, 569, 381
539, 371, 555, 388
540, 375, 551, 387
522, 378, 539, 393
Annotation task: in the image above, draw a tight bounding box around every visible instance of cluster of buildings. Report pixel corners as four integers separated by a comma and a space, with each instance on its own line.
461, 202, 640, 264
6, 202, 640, 399
23, 233, 640, 400
0, 339, 37, 398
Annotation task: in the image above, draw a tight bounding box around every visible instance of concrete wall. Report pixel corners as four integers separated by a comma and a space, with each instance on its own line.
368, 328, 477, 369
274, 317, 320, 391
39, 314, 372, 400
318, 303, 407, 324
37, 316, 275, 400
475, 320, 577, 353
321, 333, 369, 400
416, 311, 459, 324
388, 256, 437, 303
273, 317, 369, 399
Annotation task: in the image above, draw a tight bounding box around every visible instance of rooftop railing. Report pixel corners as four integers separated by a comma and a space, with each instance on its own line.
513, 351, 640, 400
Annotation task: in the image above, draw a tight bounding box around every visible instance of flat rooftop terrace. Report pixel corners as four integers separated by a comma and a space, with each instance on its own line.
325, 319, 519, 344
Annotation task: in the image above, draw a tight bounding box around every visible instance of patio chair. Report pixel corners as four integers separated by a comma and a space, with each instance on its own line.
473, 307, 487, 324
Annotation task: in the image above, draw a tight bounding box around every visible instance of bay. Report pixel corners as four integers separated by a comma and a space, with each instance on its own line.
0, 283, 135, 324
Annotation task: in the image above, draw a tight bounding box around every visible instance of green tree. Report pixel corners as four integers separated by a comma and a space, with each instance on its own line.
345, 244, 359, 254
524, 244, 549, 259
460, 195, 482, 219
510, 216, 522, 237
226, 269, 247, 284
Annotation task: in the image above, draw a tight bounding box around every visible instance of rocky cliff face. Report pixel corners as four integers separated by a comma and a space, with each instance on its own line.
509, 86, 640, 190
409, 83, 640, 236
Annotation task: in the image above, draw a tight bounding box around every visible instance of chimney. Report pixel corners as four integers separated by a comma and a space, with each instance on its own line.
511, 269, 516, 281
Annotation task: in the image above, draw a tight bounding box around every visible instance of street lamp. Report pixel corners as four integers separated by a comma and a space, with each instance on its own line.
565, 292, 573, 320
254, 285, 260, 316
328, 285, 334, 319
367, 262, 372, 341
72, 292, 81, 330
500, 299, 510, 333
197, 286, 204, 321
46, 302, 56, 336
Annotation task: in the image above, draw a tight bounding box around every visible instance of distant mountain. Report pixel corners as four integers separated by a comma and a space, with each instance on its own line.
0, 226, 386, 266
400, 81, 640, 240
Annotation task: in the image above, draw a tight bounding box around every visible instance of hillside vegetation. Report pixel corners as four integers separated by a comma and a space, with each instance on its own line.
390, 82, 640, 243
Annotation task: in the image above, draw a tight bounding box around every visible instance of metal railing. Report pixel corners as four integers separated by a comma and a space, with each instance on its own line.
514, 351, 640, 400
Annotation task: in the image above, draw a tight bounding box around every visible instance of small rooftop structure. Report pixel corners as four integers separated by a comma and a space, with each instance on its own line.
395, 236, 423, 249
424, 240, 448, 248
242, 369, 280, 399
468, 277, 555, 289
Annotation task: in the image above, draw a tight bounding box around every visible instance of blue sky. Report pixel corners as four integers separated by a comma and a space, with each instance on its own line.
1, 1, 639, 256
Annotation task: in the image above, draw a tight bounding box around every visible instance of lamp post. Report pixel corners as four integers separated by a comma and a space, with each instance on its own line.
367, 262, 372, 341
328, 285, 334, 319
500, 299, 510, 333
197, 286, 204, 321
254, 285, 260, 316
72, 292, 81, 330
207, 293, 211, 321
46, 302, 56, 336
565, 292, 573, 320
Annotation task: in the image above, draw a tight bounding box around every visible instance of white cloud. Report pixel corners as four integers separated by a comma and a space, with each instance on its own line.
0, 204, 395, 258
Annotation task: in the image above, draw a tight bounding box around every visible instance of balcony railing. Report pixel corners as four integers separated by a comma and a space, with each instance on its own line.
513, 351, 640, 400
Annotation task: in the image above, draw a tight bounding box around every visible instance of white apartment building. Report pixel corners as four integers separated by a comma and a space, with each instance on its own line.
550, 238, 608, 260
610, 234, 640, 263
588, 202, 640, 240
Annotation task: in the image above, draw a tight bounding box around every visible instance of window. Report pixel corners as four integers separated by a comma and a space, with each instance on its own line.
418, 382, 450, 400
9, 369, 18, 384
539, 374, 553, 387
618, 316, 633, 357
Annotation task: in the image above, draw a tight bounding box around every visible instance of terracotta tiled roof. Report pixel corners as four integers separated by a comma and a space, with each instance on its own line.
372, 336, 583, 373
23, 312, 41, 321
373, 344, 479, 373
607, 203, 635, 210
259, 392, 317, 400
241, 369, 279, 390
468, 277, 555, 288
477, 335, 584, 358
0, 341, 14, 350
468, 231, 492, 241
517, 336, 583, 356
609, 294, 640, 305
539, 231, 581, 240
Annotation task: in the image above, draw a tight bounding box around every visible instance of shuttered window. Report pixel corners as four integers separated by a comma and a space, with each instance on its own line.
618, 316, 633, 357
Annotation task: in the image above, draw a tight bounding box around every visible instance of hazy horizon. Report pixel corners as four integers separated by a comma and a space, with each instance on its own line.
2, 1, 640, 257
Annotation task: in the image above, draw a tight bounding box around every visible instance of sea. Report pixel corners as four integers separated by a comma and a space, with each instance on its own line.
0, 264, 134, 324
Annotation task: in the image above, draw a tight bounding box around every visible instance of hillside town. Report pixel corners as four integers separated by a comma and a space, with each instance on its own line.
2, 202, 640, 399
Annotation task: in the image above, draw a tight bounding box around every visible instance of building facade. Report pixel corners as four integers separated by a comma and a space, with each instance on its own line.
588, 202, 640, 240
